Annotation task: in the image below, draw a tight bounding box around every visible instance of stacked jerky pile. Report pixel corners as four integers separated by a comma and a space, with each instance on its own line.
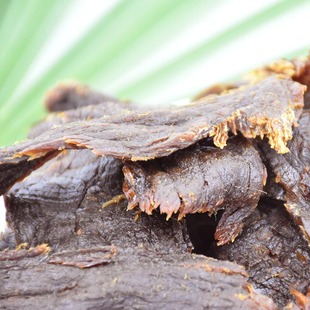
0, 57, 309, 309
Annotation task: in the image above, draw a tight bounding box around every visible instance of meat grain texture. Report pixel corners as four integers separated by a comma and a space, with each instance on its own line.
1, 56, 310, 309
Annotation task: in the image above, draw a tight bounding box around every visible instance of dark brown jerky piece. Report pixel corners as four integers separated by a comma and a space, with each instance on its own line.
211, 200, 310, 308
1, 75, 304, 162
28, 102, 136, 139
0, 227, 15, 250
29, 83, 138, 139
259, 111, 310, 243
0, 90, 135, 195
44, 82, 120, 112
123, 136, 266, 245
5, 149, 189, 253
0, 247, 277, 310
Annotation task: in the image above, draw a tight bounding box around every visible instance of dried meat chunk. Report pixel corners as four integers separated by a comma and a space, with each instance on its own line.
123, 136, 266, 245
29, 84, 138, 138
259, 111, 310, 243
248, 55, 310, 109
210, 200, 310, 308
5, 149, 189, 252
0, 76, 304, 197
0, 247, 277, 310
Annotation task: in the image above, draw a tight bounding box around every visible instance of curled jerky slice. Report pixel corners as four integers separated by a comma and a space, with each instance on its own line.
123, 136, 266, 245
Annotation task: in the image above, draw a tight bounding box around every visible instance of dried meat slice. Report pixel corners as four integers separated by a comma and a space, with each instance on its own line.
29, 84, 138, 138
259, 110, 310, 243
123, 136, 266, 245
0, 247, 277, 310
0, 76, 304, 196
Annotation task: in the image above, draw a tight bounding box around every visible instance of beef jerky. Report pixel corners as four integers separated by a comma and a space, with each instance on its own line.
123, 136, 266, 245
259, 111, 310, 243
0, 91, 136, 195
44, 82, 121, 112
5, 149, 189, 252
0, 76, 304, 196
29, 83, 138, 139
0, 246, 277, 310
28, 103, 136, 139
209, 200, 310, 308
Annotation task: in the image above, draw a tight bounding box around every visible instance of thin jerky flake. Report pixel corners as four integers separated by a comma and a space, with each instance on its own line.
14, 77, 306, 157
123, 136, 266, 245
